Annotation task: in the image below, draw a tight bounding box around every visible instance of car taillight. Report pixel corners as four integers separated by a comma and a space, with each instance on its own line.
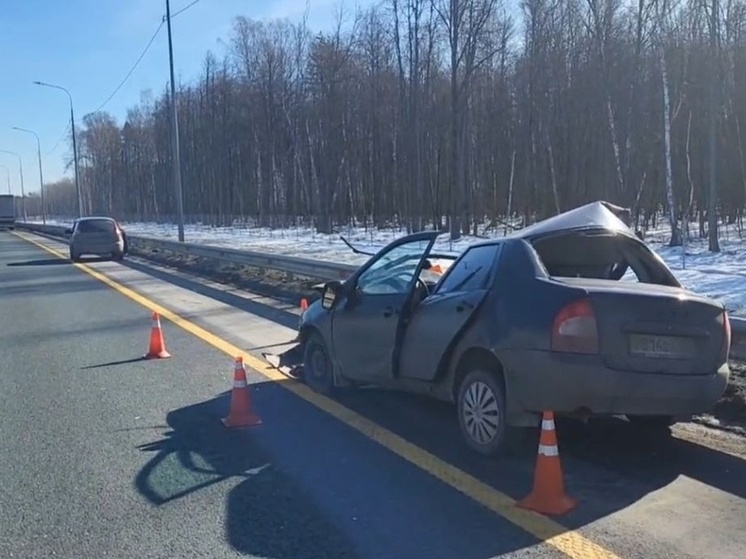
720, 310, 731, 357
551, 298, 599, 354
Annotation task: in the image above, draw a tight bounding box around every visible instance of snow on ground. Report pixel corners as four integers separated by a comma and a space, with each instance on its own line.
644, 227, 746, 316
32, 216, 746, 316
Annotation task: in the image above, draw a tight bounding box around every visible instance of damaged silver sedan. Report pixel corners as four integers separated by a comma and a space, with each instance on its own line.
265, 201, 731, 456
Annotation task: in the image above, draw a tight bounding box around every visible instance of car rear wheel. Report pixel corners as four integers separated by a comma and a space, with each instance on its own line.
302, 331, 335, 394
112, 251, 125, 262
457, 368, 511, 456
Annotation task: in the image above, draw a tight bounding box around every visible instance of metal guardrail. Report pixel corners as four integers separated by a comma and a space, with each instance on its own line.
14, 222, 358, 282
729, 317, 746, 362
14, 221, 746, 362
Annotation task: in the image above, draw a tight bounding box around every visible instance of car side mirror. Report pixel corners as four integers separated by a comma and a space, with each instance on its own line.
321, 280, 344, 310
64, 228, 72, 236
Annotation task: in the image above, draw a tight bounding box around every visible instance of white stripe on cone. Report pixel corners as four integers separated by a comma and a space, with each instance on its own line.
538, 444, 559, 457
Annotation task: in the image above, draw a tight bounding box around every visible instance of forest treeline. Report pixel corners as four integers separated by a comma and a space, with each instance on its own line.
25, 0, 746, 246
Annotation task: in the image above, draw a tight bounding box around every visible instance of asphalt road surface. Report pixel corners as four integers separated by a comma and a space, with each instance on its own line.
1, 230, 745, 559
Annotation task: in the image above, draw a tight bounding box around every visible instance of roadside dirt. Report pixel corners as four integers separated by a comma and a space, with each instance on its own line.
694, 362, 746, 435
130, 245, 746, 436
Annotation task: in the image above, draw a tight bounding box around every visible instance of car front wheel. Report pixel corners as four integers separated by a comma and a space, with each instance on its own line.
457, 368, 512, 457
302, 331, 335, 394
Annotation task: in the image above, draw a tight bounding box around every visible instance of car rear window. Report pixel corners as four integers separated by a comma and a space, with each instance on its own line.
530, 230, 680, 287
76, 219, 116, 233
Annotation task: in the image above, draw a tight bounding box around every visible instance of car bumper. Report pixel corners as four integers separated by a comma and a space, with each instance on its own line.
72, 241, 124, 255
263, 343, 304, 377
500, 349, 729, 416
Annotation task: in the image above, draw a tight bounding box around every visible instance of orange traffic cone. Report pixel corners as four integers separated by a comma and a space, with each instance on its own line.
300, 298, 308, 311
222, 356, 262, 428
517, 411, 577, 516
144, 311, 171, 359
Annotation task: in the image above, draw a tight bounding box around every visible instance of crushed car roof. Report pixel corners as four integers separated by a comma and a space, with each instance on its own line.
503, 201, 634, 241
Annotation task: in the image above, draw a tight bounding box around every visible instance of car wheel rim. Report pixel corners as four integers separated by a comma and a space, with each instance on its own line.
309, 344, 329, 380
463, 381, 500, 445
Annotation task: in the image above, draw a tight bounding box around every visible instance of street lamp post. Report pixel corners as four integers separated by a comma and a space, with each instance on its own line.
11, 127, 46, 224
166, 0, 186, 242
0, 150, 26, 221
0, 164, 10, 194
33, 80, 83, 218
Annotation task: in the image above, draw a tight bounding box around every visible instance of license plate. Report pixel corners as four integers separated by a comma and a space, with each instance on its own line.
628, 334, 694, 359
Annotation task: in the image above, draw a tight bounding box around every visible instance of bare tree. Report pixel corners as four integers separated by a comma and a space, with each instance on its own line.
35, 0, 743, 256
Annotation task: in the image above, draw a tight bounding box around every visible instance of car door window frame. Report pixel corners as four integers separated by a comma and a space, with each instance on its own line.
347, 233, 441, 297
356, 246, 431, 295
433, 243, 502, 295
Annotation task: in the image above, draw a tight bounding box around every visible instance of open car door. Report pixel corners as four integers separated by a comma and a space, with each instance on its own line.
329, 231, 441, 384
398, 243, 502, 382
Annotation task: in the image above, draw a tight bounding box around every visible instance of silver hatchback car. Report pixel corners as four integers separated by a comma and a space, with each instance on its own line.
66, 216, 128, 262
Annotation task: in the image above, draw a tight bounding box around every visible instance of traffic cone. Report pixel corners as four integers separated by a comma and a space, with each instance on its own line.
300, 298, 308, 311
517, 411, 577, 516
222, 356, 262, 428
144, 311, 171, 359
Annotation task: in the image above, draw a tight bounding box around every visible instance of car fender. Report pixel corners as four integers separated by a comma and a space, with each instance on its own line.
440, 326, 499, 389
297, 299, 347, 384
440, 337, 539, 426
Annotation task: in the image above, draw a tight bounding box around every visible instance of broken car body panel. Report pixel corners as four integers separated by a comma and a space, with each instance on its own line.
503, 200, 633, 241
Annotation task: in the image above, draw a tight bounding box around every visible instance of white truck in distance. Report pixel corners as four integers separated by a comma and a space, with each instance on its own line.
0, 195, 15, 230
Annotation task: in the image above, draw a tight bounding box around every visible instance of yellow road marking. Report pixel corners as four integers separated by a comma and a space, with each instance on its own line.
14, 230, 623, 559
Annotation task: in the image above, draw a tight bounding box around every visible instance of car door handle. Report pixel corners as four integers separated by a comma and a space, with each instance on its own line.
456, 300, 475, 312
383, 306, 398, 317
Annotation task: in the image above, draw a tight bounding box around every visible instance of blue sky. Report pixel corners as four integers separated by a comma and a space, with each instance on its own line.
0, 0, 377, 195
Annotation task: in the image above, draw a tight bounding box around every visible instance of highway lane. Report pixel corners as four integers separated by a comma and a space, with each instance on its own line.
5, 230, 746, 559
0, 234, 571, 558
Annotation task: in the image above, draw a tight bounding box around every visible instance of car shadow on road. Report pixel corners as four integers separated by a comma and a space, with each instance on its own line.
134, 389, 363, 559
7, 258, 70, 266
134, 382, 566, 559
329, 387, 746, 526
557, 416, 746, 515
